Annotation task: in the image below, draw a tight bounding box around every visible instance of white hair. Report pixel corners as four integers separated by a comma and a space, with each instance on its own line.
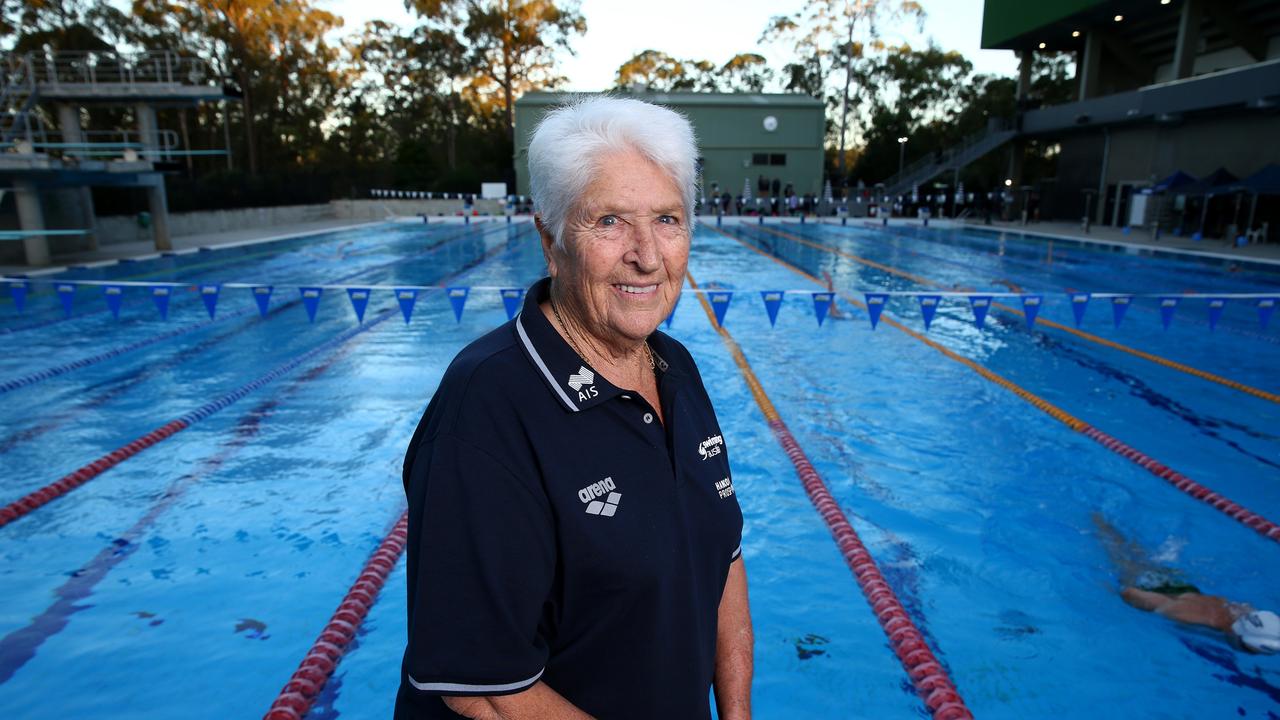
527, 95, 698, 246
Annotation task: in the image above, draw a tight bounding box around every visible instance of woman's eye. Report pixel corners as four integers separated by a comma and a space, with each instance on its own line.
599, 215, 618, 227
658, 215, 679, 225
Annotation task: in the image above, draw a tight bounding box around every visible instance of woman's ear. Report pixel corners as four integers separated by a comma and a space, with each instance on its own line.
535, 215, 560, 278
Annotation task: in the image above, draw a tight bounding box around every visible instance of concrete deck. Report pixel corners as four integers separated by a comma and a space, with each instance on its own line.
959, 220, 1280, 266
0, 218, 393, 277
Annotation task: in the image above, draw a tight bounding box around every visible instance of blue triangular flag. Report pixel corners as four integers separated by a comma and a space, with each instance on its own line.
104, 285, 124, 319
1070, 292, 1090, 327
299, 287, 322, 323
447, 286, 469, 323
1259, 298, 1277, 330
8, 280, 27, 313
969, 295, 992, 329
252, 286, 273, 317
396, 288, 418, 324
760, 291, 783, 327
918, 295, 940, 331
1111, 296, 1131, 328
1021, 294, 1042, 327
500, 288, 524, 320
347, 288, 370, 323
152, 286, 171, 320
1159, 296, 1179, 330
200, 284, 220, 319
56, 283, 75, 318
812, 292, 834, 326
1207, 298, 1226, 331
709, 291, 732, 327
863, 293, 888, 330
665, 295, 680, 328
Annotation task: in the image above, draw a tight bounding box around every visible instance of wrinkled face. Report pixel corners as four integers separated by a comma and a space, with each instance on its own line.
541, 149, 689, 351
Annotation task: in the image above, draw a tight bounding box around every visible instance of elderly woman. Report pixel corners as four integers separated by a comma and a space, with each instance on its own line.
395, 97, 752, 720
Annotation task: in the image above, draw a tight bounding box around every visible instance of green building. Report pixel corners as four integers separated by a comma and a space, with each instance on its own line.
513, 92, 825, 202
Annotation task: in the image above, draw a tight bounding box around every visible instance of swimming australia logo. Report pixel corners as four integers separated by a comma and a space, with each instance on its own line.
568, 366, 598, 402
578, 477, 621, 517
698, 434, 724, 460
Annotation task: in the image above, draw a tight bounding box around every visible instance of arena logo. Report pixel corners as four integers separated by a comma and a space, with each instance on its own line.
578, 477, 621, 517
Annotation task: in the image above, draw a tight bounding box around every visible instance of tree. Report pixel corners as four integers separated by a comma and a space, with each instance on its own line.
760, 0, 925, 181
130, 0, 346, 175
407, 0, 585, 144
1, 0, 126, 52
613, 50, 718, 92
719, 53, 773, 93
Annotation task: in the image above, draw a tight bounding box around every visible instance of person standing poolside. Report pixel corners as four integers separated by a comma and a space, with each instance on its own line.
1094, 513, 1279, 655
395, 97, 752, 720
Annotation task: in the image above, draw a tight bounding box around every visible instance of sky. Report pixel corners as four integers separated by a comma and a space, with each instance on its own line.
321, 0, 1020, 89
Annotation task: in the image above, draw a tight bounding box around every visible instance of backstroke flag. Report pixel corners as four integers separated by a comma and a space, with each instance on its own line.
347, 288, 370, 323
709, 291, 732, 327
57, 283, 75, 318
252, 286, 273, 317
447, 287, 469, 323
761, 291, 783, 327
1021, 294, 1042, 328
1207, 298, 1226, 331
864, 293, 888, 330
812, 292, 834, 326
1070, 292, 1090, 327
104, 285, 124, 319
1111, 296, 1131, 328
396, 289, 418, 324
9, 280, 26, 313
1259, 298, 1277, 330
918, 295, 940, 331
152, 286, 171, 320
1159, 296, 1179, 330
500, 288, 524, 320
200, 284, 220, 319
969, 295, 992, 329
300, 287, 322, 323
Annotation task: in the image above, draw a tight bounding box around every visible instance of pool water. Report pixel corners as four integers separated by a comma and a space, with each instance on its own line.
0, 219, 1277, 719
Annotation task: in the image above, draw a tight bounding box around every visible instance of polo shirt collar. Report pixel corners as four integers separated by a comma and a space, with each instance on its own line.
515, 277, 674, 412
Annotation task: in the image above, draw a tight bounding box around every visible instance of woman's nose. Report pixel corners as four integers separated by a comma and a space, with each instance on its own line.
626, 223, 661, 271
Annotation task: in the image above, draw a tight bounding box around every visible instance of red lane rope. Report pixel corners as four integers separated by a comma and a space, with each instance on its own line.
686, 270, 973, 720
770, 419, 973, 720
1081, 427, 1280, 541
0, 419, 188, 526
264, 511, 409, 720
0, 313, 391, 528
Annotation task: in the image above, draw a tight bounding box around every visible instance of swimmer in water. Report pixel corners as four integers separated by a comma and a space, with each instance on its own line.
1093, 513, 1279, 654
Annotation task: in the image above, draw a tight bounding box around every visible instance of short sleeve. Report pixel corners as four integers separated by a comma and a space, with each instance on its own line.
402, 432, 555, 697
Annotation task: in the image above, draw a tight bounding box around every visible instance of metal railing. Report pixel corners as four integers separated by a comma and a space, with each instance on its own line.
0, 54, 40, 144
28, 50, 214, 88
1, 128, 180, 160
881, 120, 1016, 196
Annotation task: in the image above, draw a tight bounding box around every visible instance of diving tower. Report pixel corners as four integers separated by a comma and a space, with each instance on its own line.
1, 50, 235, 265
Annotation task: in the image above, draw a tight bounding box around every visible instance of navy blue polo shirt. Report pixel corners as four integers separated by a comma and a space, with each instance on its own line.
395, 276, 743, 720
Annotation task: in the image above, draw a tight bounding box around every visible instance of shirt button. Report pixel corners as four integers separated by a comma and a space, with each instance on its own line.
643, 412, 654, 424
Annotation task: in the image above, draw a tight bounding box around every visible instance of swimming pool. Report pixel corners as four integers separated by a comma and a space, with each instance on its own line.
0, 218, 1277, 718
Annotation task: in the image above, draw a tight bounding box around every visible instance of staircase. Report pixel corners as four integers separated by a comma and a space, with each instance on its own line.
881, 123, 1017, 198
0, 53, 43, 145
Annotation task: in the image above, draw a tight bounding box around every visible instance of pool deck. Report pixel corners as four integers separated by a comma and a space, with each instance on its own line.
957, 219, 1280, 266
0, 218, 412, 277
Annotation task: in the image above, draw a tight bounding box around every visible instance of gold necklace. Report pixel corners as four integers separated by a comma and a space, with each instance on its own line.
550, 294, 655, 371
